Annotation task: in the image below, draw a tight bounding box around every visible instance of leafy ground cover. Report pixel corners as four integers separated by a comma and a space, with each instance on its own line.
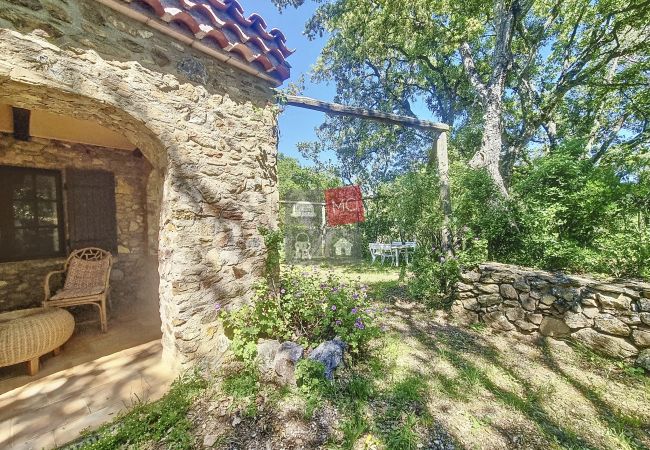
64, 266, 649, 450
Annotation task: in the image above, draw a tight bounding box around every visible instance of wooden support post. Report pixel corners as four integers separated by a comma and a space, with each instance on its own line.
435, 131, 453, 257
27, 357, 39, 376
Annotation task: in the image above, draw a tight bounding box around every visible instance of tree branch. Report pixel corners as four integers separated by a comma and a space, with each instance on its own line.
459, 42, 488, 104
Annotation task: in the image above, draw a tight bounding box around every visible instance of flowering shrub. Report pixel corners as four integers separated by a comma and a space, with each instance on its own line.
220, 266, 380, 362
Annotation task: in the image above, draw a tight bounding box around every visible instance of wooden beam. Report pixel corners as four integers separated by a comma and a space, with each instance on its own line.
284, 95, 450, 132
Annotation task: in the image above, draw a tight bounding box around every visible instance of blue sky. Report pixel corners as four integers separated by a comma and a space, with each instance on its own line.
252, 1, 437, 166
252, 1, 335, 164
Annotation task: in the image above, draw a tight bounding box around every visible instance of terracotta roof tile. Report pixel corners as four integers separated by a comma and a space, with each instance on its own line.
125, 0, 293, 83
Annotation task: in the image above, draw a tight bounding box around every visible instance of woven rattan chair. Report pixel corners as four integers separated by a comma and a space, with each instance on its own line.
43, 247, 113, 333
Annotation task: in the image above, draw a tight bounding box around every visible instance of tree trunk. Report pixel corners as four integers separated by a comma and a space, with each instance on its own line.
469, 92, 508, 196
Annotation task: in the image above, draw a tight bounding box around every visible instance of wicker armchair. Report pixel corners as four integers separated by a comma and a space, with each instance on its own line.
43, 247, 113, 333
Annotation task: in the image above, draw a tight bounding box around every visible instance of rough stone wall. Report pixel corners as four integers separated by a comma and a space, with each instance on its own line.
0, 135, 153, 312
453, 263, 650, 369
0, 0, 279, 371
0, 0, 275, 102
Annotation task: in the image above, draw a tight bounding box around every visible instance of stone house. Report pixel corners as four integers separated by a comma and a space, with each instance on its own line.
0, 0, 291, 371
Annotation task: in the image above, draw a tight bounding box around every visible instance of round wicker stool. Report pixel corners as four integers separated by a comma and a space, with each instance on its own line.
0, 307, 75, 375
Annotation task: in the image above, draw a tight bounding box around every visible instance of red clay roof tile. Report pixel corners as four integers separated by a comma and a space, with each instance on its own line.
127, 0, 293, 83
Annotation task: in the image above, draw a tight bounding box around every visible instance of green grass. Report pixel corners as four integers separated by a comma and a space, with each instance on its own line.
64, 372, 207, 450
568, 339, 649, 383
63, 268, 649, 450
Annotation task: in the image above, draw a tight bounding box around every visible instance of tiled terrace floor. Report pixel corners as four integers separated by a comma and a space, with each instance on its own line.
0, 304, 173, 450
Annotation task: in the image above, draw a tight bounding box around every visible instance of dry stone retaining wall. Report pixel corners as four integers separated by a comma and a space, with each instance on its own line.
453, 263, 650, 370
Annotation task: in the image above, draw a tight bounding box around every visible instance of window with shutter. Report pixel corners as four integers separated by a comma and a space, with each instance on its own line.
65, 169, 118, 253
0, 166, 65, 262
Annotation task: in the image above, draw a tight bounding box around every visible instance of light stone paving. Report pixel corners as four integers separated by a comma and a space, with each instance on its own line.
0, 340, 173, 450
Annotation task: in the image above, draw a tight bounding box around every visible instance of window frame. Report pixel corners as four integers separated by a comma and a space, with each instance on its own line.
0, 165, 66, 263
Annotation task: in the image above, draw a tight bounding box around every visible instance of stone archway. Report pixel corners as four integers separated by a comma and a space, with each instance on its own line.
0, 28, 279, 372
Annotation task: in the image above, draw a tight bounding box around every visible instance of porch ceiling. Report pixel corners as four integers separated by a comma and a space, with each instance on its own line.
0, 104, 136, 151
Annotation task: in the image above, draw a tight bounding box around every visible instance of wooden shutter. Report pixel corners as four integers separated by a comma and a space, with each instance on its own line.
66, 169, 118, 253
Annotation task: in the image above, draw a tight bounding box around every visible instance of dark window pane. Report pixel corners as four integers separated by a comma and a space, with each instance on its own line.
35, 227, 60, 255
0, 166, 63, 262
38, 201, 59, 226
13, 201, 36, 227
14, 228, 39, 257
36, 174, 57, 200
12, 174, 34, 200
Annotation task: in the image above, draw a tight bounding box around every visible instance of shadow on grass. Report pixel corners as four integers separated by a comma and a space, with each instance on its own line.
322, 359, 462, 450
372, 295, 649, 450
538, 340, 649, 449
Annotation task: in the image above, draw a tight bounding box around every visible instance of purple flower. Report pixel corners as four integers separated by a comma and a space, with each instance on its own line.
351, 307, 358, 314
214, 303, 222, 311
335, 320, 342, 325
331, 305, 337, 311
354, 320, 365, 330
332, 287, 339, 292
353, 293, 360, 300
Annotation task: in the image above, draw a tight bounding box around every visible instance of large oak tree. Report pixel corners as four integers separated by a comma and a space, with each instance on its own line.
275, 0, 650, 196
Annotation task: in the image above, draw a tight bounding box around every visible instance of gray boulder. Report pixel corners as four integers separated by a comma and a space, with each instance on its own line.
594, 314, 630, 336
500, 284, 519, 300
637, 349, 650, 371
256, 339, 281, 374
539, 317, 570, 337
308, 338, 347, 380
520, 293, 536, 311
563, 311, 593, 329
274, 341, 304, 386
452, 302, 479, 326
598, 293, 632, 310
483, 311, 515, 331
640, 299, 650, 312
632, 329, 650, 347
572, 328, 638, 359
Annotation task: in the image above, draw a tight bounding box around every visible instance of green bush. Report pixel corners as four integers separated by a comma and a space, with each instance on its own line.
221, 267, 380, 363
409, 234, 488, 303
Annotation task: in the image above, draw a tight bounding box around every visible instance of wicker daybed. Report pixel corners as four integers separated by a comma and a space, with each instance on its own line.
0, 307, 75, 375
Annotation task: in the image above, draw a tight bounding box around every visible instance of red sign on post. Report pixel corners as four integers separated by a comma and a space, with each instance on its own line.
325, 186, 365, 226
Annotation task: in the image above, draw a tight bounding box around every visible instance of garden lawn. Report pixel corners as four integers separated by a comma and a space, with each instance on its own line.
64, 265, 650, 450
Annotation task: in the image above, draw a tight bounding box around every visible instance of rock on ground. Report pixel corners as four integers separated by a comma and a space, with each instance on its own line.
308, 338, 347, 380
539, 317, 570, 337
572, 328, 639, 359
274, 342, 304, 386
637, 349, 650, 371
256, 339, 281, 375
